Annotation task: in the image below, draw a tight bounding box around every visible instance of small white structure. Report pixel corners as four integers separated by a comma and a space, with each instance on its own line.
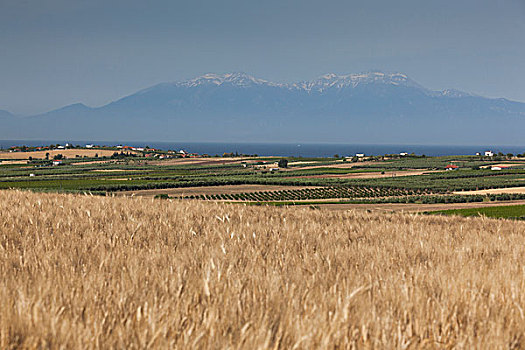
399, 152, 408, 156
29, 173, 35, 177
475, 152, 481, 156
485, 151, 494, 157
56, 145, 65, 149
52, 160, 62, 166
85, 144, 94, 148
356, 153, 365, 158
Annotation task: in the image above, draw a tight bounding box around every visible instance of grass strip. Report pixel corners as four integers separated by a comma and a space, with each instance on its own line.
427, 204, 525, 220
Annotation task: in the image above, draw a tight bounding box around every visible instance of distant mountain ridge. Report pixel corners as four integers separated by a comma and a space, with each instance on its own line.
1, 71, 525, 144
141, 71, 457, 94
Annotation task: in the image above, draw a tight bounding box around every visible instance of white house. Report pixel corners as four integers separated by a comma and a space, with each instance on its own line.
399, 152, 408, 156
52, 160, 62, 166
485, 151, 494, 157
356, 153, 365, 158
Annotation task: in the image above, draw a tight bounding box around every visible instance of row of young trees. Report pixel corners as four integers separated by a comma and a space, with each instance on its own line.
183, 186, 431, 201
176, 192, 525, 204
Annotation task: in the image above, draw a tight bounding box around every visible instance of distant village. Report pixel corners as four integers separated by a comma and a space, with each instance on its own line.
1, 143, 264, 168
4, 143, 203, 159
2, 144, 522, 172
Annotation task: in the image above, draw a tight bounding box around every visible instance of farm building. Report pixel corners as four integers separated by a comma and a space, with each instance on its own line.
445, 164, 459, 171
485, 151, 494, 157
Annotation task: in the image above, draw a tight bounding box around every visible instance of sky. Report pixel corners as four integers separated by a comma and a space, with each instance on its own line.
0, 0, 524, 115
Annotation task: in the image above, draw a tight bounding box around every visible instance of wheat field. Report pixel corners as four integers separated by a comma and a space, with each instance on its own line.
1, 190, 525, 349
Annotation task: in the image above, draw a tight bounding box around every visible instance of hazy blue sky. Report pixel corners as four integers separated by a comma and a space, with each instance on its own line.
1, 0, 524, 115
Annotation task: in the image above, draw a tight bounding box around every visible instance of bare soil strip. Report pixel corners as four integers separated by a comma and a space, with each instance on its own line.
72, 160, 117, 165
91, 169, 141, 172
150, 157, 247, 166
289, 170, 440, 179
0, 160, 28, 165
282, 161, 378, 171
480, 163, 524, 168
453, 187, 525, 195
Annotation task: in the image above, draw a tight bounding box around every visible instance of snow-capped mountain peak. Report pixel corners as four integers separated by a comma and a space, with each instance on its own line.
173, 71, 424, 91
141, 71, 457, 97
290, 71, 422, 92
179, 72, 275, 88
441, 89, 473, 98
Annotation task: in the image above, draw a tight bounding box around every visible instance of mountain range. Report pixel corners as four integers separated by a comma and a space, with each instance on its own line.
1, 71, 525, 144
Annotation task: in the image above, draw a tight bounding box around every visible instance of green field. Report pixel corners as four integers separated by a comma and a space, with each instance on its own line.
3, 149, 525, 204
429, 205, 525, 219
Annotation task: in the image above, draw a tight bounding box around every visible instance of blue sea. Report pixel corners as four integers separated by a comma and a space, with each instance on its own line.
1, 140, 525, 157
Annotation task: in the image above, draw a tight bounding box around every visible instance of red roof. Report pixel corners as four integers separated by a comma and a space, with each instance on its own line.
445, 164, 459, 169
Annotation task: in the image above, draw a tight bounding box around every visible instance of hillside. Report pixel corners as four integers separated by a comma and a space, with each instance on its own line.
2, 190, 525, 348
2, 71, 525, 144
